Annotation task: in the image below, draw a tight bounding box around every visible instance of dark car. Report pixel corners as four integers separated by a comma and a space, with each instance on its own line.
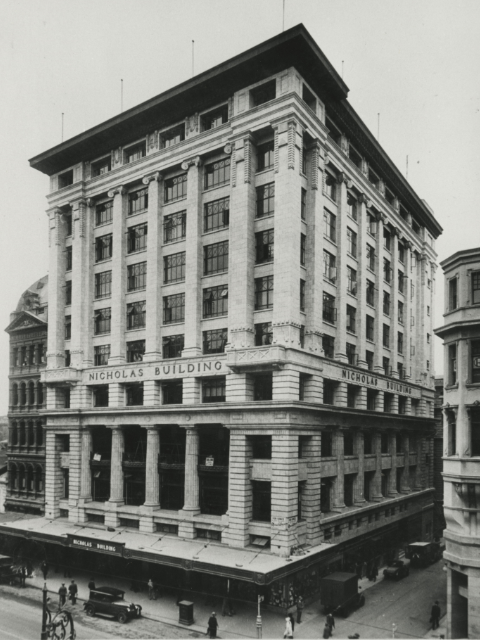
383, 559, 410, 580
0, 555, 22, 586
84, 586, 142, 623
406, 542, 443, 568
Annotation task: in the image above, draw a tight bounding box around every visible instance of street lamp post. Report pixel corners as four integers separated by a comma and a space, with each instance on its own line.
392, 622, 397, 638
257, 595, 263, 638
40, 581, 48, 640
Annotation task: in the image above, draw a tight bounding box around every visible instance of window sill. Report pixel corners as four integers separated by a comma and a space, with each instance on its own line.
347, 253, 358, 261
347, 291, 357, 299
323, 320, 336, 327
126, 288, 146, 295
202, 314, 228, 321
323, 277, 337, 287
255, 167, 274, 176
346, 330, 356, 336
163, 280, 185, 288
127, 209, 147, 219
366, 267, 376, 276
445, 384, 458, 390
127, 249, 147, 256
255, 213, 275, 222
163, 321, 185, 328
95, 258, 112, 265
126, 327, 146, 333
255, 260, 274, 267
254, 307, 273, 313
95, 296, 112, 301
163, 237, 186, 247
323, 235, 337, 248
347, 214, 358, 225
202, 227, 229, 237
164, 196, 187, 207
95, 220, 113, 229
323, 194, 337, 207
203, 182, 230, 194
202, 271, 228, 280
466, 382, 480, 388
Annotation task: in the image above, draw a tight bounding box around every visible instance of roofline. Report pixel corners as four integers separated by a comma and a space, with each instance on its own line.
440, 246, 480, 270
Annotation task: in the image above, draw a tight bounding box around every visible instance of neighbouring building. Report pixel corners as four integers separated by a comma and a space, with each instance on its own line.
435, 247, 480, 638
0, 25, 442, 609
433, 376, 445, 537
4, 277, 48, 515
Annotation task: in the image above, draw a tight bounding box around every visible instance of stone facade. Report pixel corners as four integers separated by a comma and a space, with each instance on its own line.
4, 276, 48, 514
26, 26, 441, 594
435, 247, 480, 638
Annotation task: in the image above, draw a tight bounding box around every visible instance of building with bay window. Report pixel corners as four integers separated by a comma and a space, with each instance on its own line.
4, 277, 48, 514
1, 25, 442, 608
434, 247, 480, 638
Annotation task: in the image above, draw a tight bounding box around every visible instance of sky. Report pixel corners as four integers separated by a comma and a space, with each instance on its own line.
0, 0, 479, 415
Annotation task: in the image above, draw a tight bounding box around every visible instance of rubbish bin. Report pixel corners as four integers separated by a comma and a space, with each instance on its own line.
179, 600, 194, 625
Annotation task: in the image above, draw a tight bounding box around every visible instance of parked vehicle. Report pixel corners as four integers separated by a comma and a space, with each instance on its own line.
84, 586, 142, 623
319, 572, 365, 617
405, 541, 443, 568
0, 555, 22, 586
383, 559, 410, 580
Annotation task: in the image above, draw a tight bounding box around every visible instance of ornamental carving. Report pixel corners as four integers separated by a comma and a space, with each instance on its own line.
243, 137, 251, 184
107, 186, 126, 198
181, 156, 202, 171
223, 143, 232, 155
231, 145, 237, 187
142, 171, 162, 185
287, 120, 296, 170
54, 210, 62, 246
274, 127, 279, 173
310, 142, 320, 190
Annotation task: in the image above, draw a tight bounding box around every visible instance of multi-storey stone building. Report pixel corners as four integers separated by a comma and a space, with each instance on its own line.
4, 277, 48, 515
433, 376, 445, 537
435, 247, 480, 638
2, 26, 442, 607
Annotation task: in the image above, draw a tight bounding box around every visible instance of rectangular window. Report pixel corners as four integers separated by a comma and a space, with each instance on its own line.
300, 279, 306, 312
203, 284, 228, 318
164, 174, 187, 203
398, 270, 405, 294
126, 301, 146, 330
368, 212, 377, 236
203, 328, 228, 354
201, 105, 228, 131
91, 157, 111, 177
93, 385, 109, 407
127, 262, 146, 291
257, 141, 274, 171
65, 315, 71, 340
202, 377, 226, 403
254, 275, 274, 310
427, 305, 431, 315
164, 252, 186, 284
383, 357, 390, 376
323, 381, 336, 405
347, 267, 357, 295
411, 282, 415, 300
162, 380, 183, 405
301, 188, 307, 220
398, 301, 404, 324
366, 350, 374, 371
366, 315, 374, 341
204, 240, 229, 275
95, 201, 113, 226
125, 142, 146, 163
384, 258, 392, 283
94, 308, 111, 335
325, 174, 336, 201
128, 188, 148, 216
383, 227, 391, 251
323, 292, 336, 324
256, 183, 275, 218
66, 246, 72, 271
255, 229, 274, 264
255, 322, 273, 346
324, 210, 336, 242
366, 279, 375, 306
346, 343, 356, 366
383, 291, 391, 316
398, 241, 405, 264
95, 271, 112, 299
472, 272, 480, 305
300, 234, 306, 266
163, 293, 185, 324
383, 324, 390, 348
449, 277, 458, 310
126, 340, 145, 362
322, 335, 335, 359
252, 481, 271, 522
253, 373, 273, 401
65, 280, 72, 306
346, 305, 356, 333
347, 194, 357, 221
427, 333, 431, 343
347, 228, 357, 257
472, 340, 480, 383
204, 197, 229, 232
250, 80, 276, 107
398, 332, 404, 354
64, 214, 72, 237
204, 158, 231, 190
127, 223, 147, 253
94, 345, 110, 366
164, 210, 186, 244
397, 362, 405, 380
161, 123, 185, 148
367, 390, 376, 411
323, 251, 336, 282
367, 244, 375, 271
126, 382, 144, 406
59, 170, 73, 189
162, 334, 184, 359
95, 234, 112, 262
449, 343, 457, 385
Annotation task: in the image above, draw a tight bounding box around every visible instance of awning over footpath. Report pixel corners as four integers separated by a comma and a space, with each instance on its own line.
0, 516, 336, 586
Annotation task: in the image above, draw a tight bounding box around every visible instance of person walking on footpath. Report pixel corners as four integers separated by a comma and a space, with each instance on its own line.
148, 578, 156, 600
284, 616, 294, 638
207, 612, 219, 638
323, 622, 332, 639
326, 612, 335, 635
68, 580, 78, 605
430, 600, 441, 630
296, 595, 304, 624
58, 583, 67, 609
288, 612, 295, 634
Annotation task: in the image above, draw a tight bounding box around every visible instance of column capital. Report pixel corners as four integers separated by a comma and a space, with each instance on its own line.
181, 155, 202, 170
142, 171, 162, 185
107, 185, 126, 198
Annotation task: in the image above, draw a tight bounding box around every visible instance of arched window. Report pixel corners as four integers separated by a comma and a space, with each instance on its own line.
18, 464, 26, 491
19, 422, 26, 446
28, 381, 35, 405
12, 384, 18, 405
20, 383, 27, 405
26, 465, 34, 492
35, 465, 44, 493
37, 383, 44, 406
9, 464, 18, 491
36, 423, 44, 448
28, 422, 35, 446
11, 422, 18, 446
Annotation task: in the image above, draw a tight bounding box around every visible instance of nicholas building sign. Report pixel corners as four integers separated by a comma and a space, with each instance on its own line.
84, 359, 226, 385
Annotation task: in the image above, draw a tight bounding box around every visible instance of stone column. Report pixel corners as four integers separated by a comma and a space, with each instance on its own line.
223, 431, 251, 547
179, 426, 200, 539
333, 173, 349, 361
373, 213, 385, 372
228, 137, 255, 349
372, 432, 383, 500
271, 432, 299, 557
46, 207, 67, 368
414, 437, 424, 490
389, 433, 398, 496
183, 158, 203, 357
143, 173, 163, 361
390, 227, 399, 374
402, 434, 410, 492
302, 434, 322, 546
415, 254, 428, 380
108, 427, 124, 503
357, 194, 369, 367
144, 427, 160, 507
70, 199, 89, 370
403, 241, 413, 380
108, 187, 127, 364
354, 431, 365, 505
333, 430, 345, 508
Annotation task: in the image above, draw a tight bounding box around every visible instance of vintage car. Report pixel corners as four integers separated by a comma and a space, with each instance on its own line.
405, 541, 443, 568
383, 559, 410, 580
84, 586, 142, 623
320, 572, 365, 617
0, 555, 22, 586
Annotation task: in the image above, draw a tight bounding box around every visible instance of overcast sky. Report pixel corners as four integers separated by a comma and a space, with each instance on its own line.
0, 0, 479, 415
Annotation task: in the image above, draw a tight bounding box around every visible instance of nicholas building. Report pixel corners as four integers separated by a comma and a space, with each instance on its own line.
435, 247, 480, 638
2, 26, 442, 607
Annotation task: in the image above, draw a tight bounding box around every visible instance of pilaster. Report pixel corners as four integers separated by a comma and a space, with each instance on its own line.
224, 432, 251, 547
303, 434, 322, 546
334, 173, 349, 360
46, 208, 66, 368
372, 432, 383, 500
179, 426, 200, 538
271, 432, 298, 556
108, 187, 127, 364
356, 194, 369, 367
373, 213, 385, 372
354, 431, 365, 505
333, 430, 345, 509
143, 173, 163, 361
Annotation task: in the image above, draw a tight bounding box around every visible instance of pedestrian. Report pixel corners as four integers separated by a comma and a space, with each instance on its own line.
289, 612, 295, 634
148, 578, 156, 600
430, 600, 441, 630
40, 561, 49, 580
68, 580, 78, 605
58, 583, 67, 609
20, 566, 26, 588
323, 622, 332, 639
207, 611, 219, 639
326, 612, 335, 635
284, 616, 293, 639
296, 595, 304, 624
